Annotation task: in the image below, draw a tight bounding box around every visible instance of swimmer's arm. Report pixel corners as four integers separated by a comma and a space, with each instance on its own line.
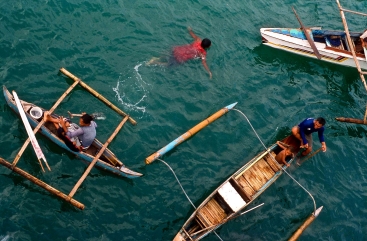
188, 27, 200, 41
201, 58, 212, 79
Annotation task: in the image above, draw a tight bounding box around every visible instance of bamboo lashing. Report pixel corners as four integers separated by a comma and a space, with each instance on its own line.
68, 115, 129, 198
288, 206, 323, 241
12, 79, 80, 168
59, 68, 137, 125
145, 102, 238, 164
0, 157, 84, 210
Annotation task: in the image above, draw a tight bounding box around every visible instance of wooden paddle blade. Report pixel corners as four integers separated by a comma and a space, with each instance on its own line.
292, 7, 322, 60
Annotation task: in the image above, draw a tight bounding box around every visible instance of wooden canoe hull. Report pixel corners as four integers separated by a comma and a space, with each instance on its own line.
3, 86, 142, 178
174, 136, 300, 241
260, 28, 367, 70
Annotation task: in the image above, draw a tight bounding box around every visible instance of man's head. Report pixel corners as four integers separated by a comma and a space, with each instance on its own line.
79, 114, 93, 126
314, 117, 326, 129
201, 38, 211, 49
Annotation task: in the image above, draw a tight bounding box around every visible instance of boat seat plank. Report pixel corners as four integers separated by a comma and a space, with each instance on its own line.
218, 182, 246, 212
196, 199, 227, 227
255, 159, 276, 180
229, 178, 251, 202
236, 175, 256, 197
264, 153, 281, 172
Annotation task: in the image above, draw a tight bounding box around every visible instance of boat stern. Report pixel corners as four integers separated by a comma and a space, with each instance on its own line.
173, 232, 185, 241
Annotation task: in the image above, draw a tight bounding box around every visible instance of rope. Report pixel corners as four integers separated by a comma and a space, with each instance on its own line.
158, 158, 196, 209
157, 159, 224, 241
233, 109, 317, 213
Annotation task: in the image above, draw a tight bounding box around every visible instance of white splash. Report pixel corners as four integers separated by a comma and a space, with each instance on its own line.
0, 235, 9, 241
112, 63, 149, 118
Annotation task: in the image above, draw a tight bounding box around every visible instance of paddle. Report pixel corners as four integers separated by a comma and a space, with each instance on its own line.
67, 111, 106, 120
292, 7, 322, 60
296, 147, 322, 166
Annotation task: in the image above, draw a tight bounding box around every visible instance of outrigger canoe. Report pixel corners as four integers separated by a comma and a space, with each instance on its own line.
3, 86, 142, 179
173, 135, 300, 241
260, 27, 367, 70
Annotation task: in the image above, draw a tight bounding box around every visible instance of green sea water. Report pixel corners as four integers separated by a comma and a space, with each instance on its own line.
1, 0, 367, 240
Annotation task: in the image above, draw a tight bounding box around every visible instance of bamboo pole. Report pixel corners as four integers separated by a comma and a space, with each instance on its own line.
288, 206, 323, 241
145, 102, 238, 164
59, 68, 137, 125
292, 7, 322, 59
296, 148, 322, 166
0, 157, 84, 209
340, 8, 367, 17
336, 0, 367, 92
68, 115, 129, 198
12, 79, 80, 168
335, 117, 367, 125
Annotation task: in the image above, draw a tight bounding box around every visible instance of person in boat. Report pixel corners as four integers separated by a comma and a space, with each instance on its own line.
147, 27, 213, 79
291, 117, 326, 156
44, 112, 97, 152
275, 141, 294, 167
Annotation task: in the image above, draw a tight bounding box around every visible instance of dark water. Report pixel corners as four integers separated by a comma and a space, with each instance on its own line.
1, 0, 367, 240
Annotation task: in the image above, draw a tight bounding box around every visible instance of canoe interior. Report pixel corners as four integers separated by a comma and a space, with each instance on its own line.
176, 136, 301, 241
266, 28, 364, 55
18, 98, 122, 167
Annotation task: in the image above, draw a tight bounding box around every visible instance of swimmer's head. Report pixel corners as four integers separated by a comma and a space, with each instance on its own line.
201, 38, 211, 49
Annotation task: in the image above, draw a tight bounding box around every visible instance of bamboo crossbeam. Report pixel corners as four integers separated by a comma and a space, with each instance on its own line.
68, 115, 129, 198
12, 80, 80, 168
0, 157, 84, 209
59, 68, 137, 125
335, 117, 367, 125
336, 0, 367, 92
341, 8, 367, 17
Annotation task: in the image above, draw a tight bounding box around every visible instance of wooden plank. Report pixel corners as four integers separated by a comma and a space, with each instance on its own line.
264, 153, 281, 172
236, 175, 256, 197
249, 163, 269, 185
12, 80, 80, 168
196, 199, 227, 227
256, 159, 276, 180
242, 169, 263, 191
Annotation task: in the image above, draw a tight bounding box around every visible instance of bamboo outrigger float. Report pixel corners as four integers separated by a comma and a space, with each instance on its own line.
145, 102, 237, 164
0, 68, 140, 209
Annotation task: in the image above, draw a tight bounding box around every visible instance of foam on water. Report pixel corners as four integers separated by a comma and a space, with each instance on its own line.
112, 63, 149, 118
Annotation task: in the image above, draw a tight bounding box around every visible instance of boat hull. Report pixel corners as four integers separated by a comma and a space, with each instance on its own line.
174, 136, 300, 240
260, 28, 367, 70
3, 86, 142, 178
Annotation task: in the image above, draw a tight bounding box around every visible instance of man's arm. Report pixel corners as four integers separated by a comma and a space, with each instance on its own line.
201, 58, 212, 79
188, 27, 200, 41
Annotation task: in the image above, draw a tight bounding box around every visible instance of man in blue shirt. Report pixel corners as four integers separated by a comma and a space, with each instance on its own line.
291, 117, 326, 156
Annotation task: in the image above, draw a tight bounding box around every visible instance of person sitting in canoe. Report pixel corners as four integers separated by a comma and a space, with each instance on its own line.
275, 141, 293, 167
43, 112, 97, 152
291, 117, 326, 156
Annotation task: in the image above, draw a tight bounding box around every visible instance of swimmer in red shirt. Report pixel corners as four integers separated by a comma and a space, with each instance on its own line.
147, 27, 212, 79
